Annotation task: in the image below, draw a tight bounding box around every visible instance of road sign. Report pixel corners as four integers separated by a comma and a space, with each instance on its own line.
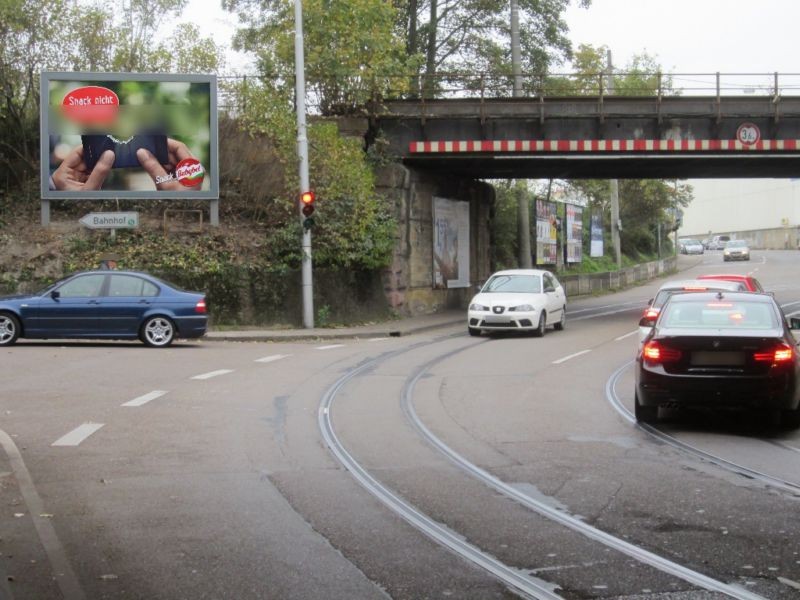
79, 212, 139, 229
736, 122, 760, 145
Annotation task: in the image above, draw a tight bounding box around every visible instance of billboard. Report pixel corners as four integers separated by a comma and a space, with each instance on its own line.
566, 204, 583, 263
590, 210, 604, 257
535, 199, 558, 265
433, 197, 470, 288
41, 72, 218, 200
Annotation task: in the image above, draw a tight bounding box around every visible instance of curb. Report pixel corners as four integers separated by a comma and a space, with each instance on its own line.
204, 317, 464, 343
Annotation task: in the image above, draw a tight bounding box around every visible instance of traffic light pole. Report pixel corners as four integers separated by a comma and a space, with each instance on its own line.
294, 0, 314, 328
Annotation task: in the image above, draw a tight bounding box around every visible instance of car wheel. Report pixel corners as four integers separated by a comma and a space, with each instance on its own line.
468, 326, 481, 337
0, 312, 20, 346
634, 394, 658, 424
141, 316, 175, 347
782, 407, 800, 429
554, 307, 566, 331
533, 312, 546, 337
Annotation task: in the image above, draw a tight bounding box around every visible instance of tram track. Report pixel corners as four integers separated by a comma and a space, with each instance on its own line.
605, 361, 800, 496
318, 334, 767, 600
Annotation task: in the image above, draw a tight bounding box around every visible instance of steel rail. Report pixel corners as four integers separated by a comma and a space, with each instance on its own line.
605, 361, 800, 496
401, 349, 767, 600
318, 340, 564, 600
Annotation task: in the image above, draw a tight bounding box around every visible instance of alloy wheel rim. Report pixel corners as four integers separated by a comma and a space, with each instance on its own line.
0, 317, 14, 343
146, 318, 173, 345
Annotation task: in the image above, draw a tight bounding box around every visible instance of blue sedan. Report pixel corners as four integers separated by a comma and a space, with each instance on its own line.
0, 271, 207, 347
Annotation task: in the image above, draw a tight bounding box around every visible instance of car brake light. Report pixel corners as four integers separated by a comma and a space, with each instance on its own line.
642, 340, 682, 364
195, 299, 207, 314
754, 344, 793, 363
682, 286, 707, 291
643, 308, 660, 320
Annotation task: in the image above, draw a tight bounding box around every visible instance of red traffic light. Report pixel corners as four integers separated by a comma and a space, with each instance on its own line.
300, 191, 315, 205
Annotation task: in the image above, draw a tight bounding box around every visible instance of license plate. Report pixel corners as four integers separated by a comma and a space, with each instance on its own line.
691, 351, 745, 366
484, 315, 511, 324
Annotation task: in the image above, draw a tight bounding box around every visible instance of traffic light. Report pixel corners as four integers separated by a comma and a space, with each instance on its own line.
300, 190, 315, 229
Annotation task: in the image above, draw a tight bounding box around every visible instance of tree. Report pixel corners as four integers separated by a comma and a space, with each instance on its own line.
225, 0, 415, 115
396, 0, 591, 97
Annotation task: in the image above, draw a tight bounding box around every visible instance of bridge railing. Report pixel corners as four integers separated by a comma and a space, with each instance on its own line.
380, 71, 800, 101
216, 71, 800, 117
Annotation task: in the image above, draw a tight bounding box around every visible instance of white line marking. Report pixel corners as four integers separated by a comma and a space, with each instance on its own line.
568, 300, 644, 314
0, 429, 86, 598
191, 369, 234, 380
122, 390, 167, 407
552, 349, 592, 364
52, 423, 104, 447
315, 344, 345, 350
778, 577, 800, 591
367, 337, 390, 342
254, 354, 291, 363
615, 330, 639, 341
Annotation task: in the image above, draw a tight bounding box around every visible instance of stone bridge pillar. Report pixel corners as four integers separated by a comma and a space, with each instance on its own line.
375, 164, 494, 316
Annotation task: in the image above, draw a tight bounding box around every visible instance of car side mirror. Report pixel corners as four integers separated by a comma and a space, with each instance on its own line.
50, 290, 60, 300
639, 316, 656, 327
647, 298, 653, 306
790, 317, 800, 330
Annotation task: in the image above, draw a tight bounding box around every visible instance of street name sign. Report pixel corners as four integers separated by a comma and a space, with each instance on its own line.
79, 212, 139, 229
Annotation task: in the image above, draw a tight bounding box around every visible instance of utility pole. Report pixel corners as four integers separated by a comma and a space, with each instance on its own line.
294, 0, 314, 328
510, 0, 532, 267
607, 50, 622, 269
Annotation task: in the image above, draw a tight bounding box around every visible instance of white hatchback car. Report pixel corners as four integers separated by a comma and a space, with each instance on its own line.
467, 269, 566, 337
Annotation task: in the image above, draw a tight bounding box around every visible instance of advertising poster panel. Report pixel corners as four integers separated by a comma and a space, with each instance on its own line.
535, 199, 558, 265
590, 210, 604, 257
41, 72, 218, 199
432, 197, 470, 288
566, 204, 583, 263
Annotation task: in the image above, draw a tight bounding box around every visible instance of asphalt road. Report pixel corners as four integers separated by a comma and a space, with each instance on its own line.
2, 250, 800, 600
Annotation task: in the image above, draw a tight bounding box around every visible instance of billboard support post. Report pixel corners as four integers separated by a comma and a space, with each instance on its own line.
294, 0, 314, 329
41, 200, 50, 226
210, 199, 219, 227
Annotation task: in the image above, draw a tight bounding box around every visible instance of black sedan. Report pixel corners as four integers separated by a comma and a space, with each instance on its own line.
635, 291, 800, 428
0, 270, 207, 347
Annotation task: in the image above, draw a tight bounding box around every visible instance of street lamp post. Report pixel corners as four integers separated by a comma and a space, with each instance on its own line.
294, 0, 314, 328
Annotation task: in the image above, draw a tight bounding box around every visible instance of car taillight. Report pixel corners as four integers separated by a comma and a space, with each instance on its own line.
754, 344, 793, 363
642, 340, 682, 364
643, 308, 659, 320
195, 299, 207, 314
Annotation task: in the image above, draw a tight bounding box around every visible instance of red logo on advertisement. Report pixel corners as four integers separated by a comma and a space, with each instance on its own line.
176, 158, 204, 187
61, 86, 119, 125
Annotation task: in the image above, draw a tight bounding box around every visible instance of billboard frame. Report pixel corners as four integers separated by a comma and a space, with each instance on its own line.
40, 71, 219, 224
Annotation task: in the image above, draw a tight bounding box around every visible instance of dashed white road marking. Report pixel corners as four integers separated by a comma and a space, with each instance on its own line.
615, 330, 639, 341
367, 337, 390, 342
552, 349, 591, 365
255, 354, 291, 363
315, 344, 345, 350
778, 577, 800, 591
191, 369, 234, 380
122, 390, 168, 407
52, 423, 104, 447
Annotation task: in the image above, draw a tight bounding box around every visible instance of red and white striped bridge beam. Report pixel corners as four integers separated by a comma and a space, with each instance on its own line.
409, 139, 800, 154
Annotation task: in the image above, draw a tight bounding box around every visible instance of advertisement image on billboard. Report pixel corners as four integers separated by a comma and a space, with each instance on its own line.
433, 197, 470, 289
41, 72, 218, 199
535, 199, 558, 265
566, 204, 583, 263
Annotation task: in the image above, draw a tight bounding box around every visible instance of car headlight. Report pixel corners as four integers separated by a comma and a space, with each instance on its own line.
723, 249, 730, 255
510, 304, 535, 312
469, 303, 489, 311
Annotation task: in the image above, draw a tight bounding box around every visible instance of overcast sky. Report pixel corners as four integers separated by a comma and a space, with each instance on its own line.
196, 0, 800, 75
564, 0, 800, 74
